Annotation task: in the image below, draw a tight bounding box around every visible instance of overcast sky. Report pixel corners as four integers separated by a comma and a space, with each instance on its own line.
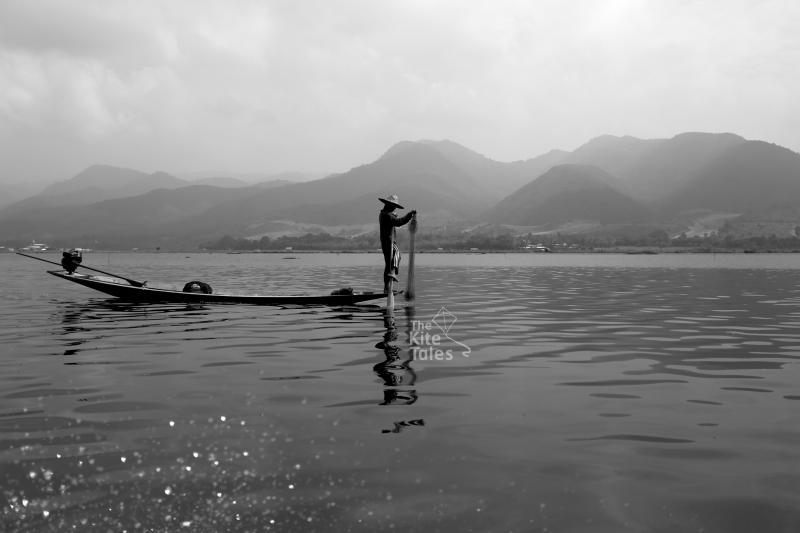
1, 0, 798, 184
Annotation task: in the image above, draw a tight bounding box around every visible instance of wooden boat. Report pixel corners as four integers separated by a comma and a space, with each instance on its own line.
48, 270, 390, 306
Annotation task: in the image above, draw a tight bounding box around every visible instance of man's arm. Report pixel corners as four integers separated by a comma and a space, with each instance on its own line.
392, 210, 416, 227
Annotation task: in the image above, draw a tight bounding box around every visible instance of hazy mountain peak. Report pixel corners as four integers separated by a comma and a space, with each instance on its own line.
7, 164, 190, 212
381, 139, 493, 163
85, 163, 126, 172
578, 134, 647, 149
573, 134, 655, 152
668, 131, 745, 144
484, 163, 644, 225
43, 165, 142, 194
738, 139, 799, 157
420, 138, 485, 153
379, 140, 434, 160
419, 138, 464, 148
421, 139, 504, 167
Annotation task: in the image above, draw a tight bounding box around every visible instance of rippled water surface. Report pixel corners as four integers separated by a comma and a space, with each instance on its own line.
2, 252, 800, 532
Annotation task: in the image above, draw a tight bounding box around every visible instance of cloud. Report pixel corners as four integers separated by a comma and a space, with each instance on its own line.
1, 0, 799, 183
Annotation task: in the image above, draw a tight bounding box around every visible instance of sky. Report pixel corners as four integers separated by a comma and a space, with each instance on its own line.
1, 0, 799, 184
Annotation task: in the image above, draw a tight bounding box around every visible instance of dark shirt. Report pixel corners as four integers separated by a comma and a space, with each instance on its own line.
379, 209, 413, 251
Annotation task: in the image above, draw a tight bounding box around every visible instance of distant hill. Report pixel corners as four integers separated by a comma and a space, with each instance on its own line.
626, 132, 745, 200
663, 140, 800, 213
0, 182, 45, 209
0, 141, 500, 246
187, 176, 302, 188
174, 172, 296, 189
561, 132, 746, 201
564, 135, 659, 188
417, 140, 566, 196
484, 164, 647, 225
0, 185, 260, 247
160, 141, 498, 241
509, 149, 570, 188
190, 176, 250, 188
181, 171, 324, 184
0, 164, 188, 215
717, 205, 800, 240
43, 164, 186, 195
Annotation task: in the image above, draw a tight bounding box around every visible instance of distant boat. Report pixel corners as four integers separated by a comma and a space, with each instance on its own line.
523, 244, 552, 253
21, 241, 49, 253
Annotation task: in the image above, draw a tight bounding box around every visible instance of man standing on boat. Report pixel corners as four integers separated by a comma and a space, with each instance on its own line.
379, 195, 416, 293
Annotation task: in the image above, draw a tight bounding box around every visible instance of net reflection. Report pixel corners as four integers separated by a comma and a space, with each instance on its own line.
373, 307, 417, 405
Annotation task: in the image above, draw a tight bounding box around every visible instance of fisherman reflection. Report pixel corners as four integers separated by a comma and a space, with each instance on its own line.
382, 419, 425, 434
373, 309, 417, 405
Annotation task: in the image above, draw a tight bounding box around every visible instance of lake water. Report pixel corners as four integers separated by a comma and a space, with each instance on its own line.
1, 252, 800, 532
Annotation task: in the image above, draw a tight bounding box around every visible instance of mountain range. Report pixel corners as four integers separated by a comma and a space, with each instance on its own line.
484, 164, 647, 226
2, 132, 799, 249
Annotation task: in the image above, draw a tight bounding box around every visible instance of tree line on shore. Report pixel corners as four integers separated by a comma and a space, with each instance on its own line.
201, 230, 800, 252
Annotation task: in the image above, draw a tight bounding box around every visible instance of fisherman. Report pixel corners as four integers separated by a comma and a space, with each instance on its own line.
378, 195, 416, 293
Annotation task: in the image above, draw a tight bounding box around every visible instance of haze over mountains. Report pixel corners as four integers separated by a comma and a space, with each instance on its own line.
484, 164, 647, 226
0, 182, 43, 210
2, 131, 799, 249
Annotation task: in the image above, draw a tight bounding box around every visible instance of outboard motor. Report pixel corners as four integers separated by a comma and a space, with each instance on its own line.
182, 280, 213, 294
61, 249, 82, 274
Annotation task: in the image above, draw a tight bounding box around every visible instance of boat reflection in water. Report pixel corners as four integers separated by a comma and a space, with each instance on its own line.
56, 300, 211, 357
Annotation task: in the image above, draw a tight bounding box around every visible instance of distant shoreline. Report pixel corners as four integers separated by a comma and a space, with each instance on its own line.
6, 248, 800, 255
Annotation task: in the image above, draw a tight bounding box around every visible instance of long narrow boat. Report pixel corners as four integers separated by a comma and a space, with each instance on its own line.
48, 270, 390, 306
